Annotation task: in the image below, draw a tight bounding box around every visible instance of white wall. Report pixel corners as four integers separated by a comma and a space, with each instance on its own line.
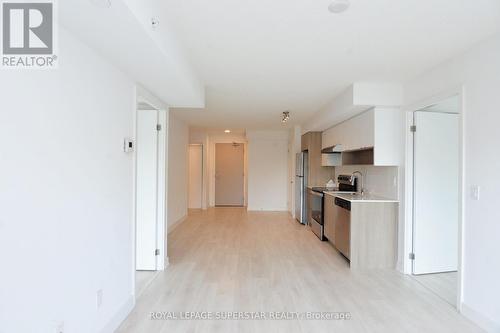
0, 28, 135, 332
167, 113, 189, 231
188, 144, 204, 209
303, 82, 403, 133
404, 33, 500, 332
189, 129, 290, 211
247, 130, 289, 211
189, 129, 249, 208
189, 128, 209, 209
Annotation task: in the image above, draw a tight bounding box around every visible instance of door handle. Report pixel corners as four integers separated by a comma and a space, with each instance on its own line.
309, 190, 323, 197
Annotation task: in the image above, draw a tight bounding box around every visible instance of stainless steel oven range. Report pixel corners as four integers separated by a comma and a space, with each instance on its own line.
307, 175, 357, 240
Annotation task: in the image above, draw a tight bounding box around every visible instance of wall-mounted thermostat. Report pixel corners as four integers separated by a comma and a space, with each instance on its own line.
123, 138, 135, 153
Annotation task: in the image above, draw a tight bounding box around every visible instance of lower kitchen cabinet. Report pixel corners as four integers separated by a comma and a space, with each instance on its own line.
350, 201, 398, 269
324, 194, 336, 242
324, 193, 398, 269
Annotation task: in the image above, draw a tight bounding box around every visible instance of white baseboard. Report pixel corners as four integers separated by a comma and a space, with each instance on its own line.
461, 303, 500, 333
395, 259, 405, 274
99, 295, 135, 333
168, 214, 187, 234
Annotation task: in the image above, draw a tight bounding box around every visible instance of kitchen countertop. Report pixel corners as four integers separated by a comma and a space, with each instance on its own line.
306, 185, 336, 189
323, 191, 399, 203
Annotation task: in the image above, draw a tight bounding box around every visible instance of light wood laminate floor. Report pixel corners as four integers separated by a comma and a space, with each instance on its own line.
136, 271, 159, 297
117, 208, 481, 333
412, 272, 458, 307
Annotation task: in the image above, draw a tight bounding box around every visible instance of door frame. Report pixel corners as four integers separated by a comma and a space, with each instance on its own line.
132, 86, 169, 299
403, 86, 465, 310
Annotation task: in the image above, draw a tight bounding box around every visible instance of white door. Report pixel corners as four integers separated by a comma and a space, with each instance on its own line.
413, 111, 459, 274
188, 145, 203, 209
136, 110, 159, 270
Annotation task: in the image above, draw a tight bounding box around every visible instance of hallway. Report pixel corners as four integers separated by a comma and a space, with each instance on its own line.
117, 208, 481, 333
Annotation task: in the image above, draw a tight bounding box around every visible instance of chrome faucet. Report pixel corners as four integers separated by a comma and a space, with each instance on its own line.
352, 171, 364, 195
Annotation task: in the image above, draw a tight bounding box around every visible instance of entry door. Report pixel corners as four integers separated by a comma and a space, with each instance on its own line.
188, 145, 203, 209
413, 111, 459, 274
136, 110, 159, 270
215, 143, 244, 206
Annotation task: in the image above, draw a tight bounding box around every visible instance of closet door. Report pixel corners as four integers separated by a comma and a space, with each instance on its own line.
136, 110, 159, 270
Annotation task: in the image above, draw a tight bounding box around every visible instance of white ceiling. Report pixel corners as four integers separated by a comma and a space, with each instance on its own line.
191, 127, 247, 136
61, 0, 205, 108
165, 0, 500, 129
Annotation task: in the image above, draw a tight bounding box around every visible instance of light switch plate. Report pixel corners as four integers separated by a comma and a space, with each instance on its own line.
123, 138, 135, 153
471, 185, 480, 201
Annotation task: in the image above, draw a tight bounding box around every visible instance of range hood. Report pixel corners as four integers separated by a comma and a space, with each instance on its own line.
321, 144, 343, 154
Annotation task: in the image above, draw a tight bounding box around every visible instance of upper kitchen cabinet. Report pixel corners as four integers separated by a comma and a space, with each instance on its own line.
322, 107, 403, 166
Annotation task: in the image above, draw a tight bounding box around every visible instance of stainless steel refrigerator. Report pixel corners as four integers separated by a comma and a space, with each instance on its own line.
295, 152, 308, 224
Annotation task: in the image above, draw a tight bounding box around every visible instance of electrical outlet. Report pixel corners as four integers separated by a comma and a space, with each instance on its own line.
96, 289, 103, 308
471, 185, 480, 201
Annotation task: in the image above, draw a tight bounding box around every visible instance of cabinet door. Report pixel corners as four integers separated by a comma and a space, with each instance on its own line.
348, 110, 374, 151
321, 110, 374, 152
324, 195, 335, 242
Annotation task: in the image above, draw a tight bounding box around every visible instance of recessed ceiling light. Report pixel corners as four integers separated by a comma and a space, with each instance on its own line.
328, 0, 350, 13
224, 129, 231, 133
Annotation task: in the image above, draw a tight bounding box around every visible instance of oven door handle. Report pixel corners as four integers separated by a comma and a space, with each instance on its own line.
308, 190, 324, 197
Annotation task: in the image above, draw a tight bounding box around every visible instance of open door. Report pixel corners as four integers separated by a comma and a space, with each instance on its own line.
136, 109, 164, 271
412, 111, 459, 274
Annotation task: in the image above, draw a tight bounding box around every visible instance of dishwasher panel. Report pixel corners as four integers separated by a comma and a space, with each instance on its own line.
334, 197, 351, 259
